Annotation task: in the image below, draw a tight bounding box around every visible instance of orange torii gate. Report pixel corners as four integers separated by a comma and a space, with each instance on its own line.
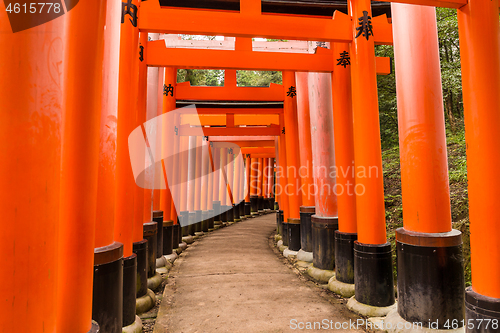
2, 0, 500, 332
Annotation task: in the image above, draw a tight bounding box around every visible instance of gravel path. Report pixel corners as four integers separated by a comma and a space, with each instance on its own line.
154, 214, 366, 333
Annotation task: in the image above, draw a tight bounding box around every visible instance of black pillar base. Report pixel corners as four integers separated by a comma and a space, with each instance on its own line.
162, 221, 174, 256
173, 223, 180, 248
466, 287, 500, 333
287, 218, 301, 251
268, 197, 275, 211
250, 195, 258, 214
311, 215, 338, 271
227, 205, 234, 222
245, 202, 251, 216
334, 231, 357, 284
143, 222, 157, 278
93, 242, 123, 333
299, 206, 315, 253
201, 211, 209, 232
277, 210, 283, 235
220, 205, 230, 222
354, 241, 395, 308
194, 210, 202, 232
258, 196, 264, 212
239, 202, 245, 218
207, 210, 214, 229
132, 239, 148, 298
282, 222, 289, 247
180, 211, 189, 236
122, 254, 137, 327
397, 228, 464, 329
152, 210, 163, 259
213, 201, 221, 222
188, 212, 196, 235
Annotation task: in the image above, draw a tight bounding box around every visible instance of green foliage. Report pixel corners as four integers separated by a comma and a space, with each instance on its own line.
237, 71, 282, 87
177, 69, 225, 86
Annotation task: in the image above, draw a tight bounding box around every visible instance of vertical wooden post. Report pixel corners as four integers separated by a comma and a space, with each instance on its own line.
308, 72, 338, 268
391, 4, 464, 327
0, 8, 65, 332
282, 71, 302, 221
54, 0, 109, 331
457, 0, 500, 326
348, 0, 394, 309
329, 42, 358, 287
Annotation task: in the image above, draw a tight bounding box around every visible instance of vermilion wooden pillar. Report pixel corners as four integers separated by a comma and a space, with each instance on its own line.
278, 114, 290, 233
234, 150, 242, 220
160, 68, 177, 225
226, 149, 235, 222
133, 32, 148, 245
245, 155, 252, 217
179, 136, 190, 236
213, 146, 222, 223
250, 157, 259, 215
267, 158, 275, 210
144, 33, 160, 223
200, 138, 210, 230
282, 71, 302, 221
349, 0, 394, 309
257, 157, 264, 212
295, 71, 316, 256
219, 147, 230, 222
187, 136, 197, 234
194, 136, 203, 232
206, 141, 215, 229
115, 0, 140, 326
92, 0, 124, 330
56, 0, 108, 332
152, 68, 164, 211
391, 4, 464, 328
458, 0, 500, 328
0, 10, 64, 332
170, 113, 181, 223
308, 72, 338, 268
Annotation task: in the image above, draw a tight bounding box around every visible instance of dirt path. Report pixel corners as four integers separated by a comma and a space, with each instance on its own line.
154, 214, 366, 333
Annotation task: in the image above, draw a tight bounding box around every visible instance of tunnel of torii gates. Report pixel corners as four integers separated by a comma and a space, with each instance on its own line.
1, 0, 500, 331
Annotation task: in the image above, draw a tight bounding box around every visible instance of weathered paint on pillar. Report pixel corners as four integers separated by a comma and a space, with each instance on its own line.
0, 10, 64, 332
207, 142, 214, 211
458, 0, 500, 299
295, 72, 315, 207
308, 72, 338, 218
283, 71, 302, 219
56, 0, 108, 331
201, 139, 210, 211
349, 0, 387, 245
250, 157, 259, 198
332, 43, 357, 234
